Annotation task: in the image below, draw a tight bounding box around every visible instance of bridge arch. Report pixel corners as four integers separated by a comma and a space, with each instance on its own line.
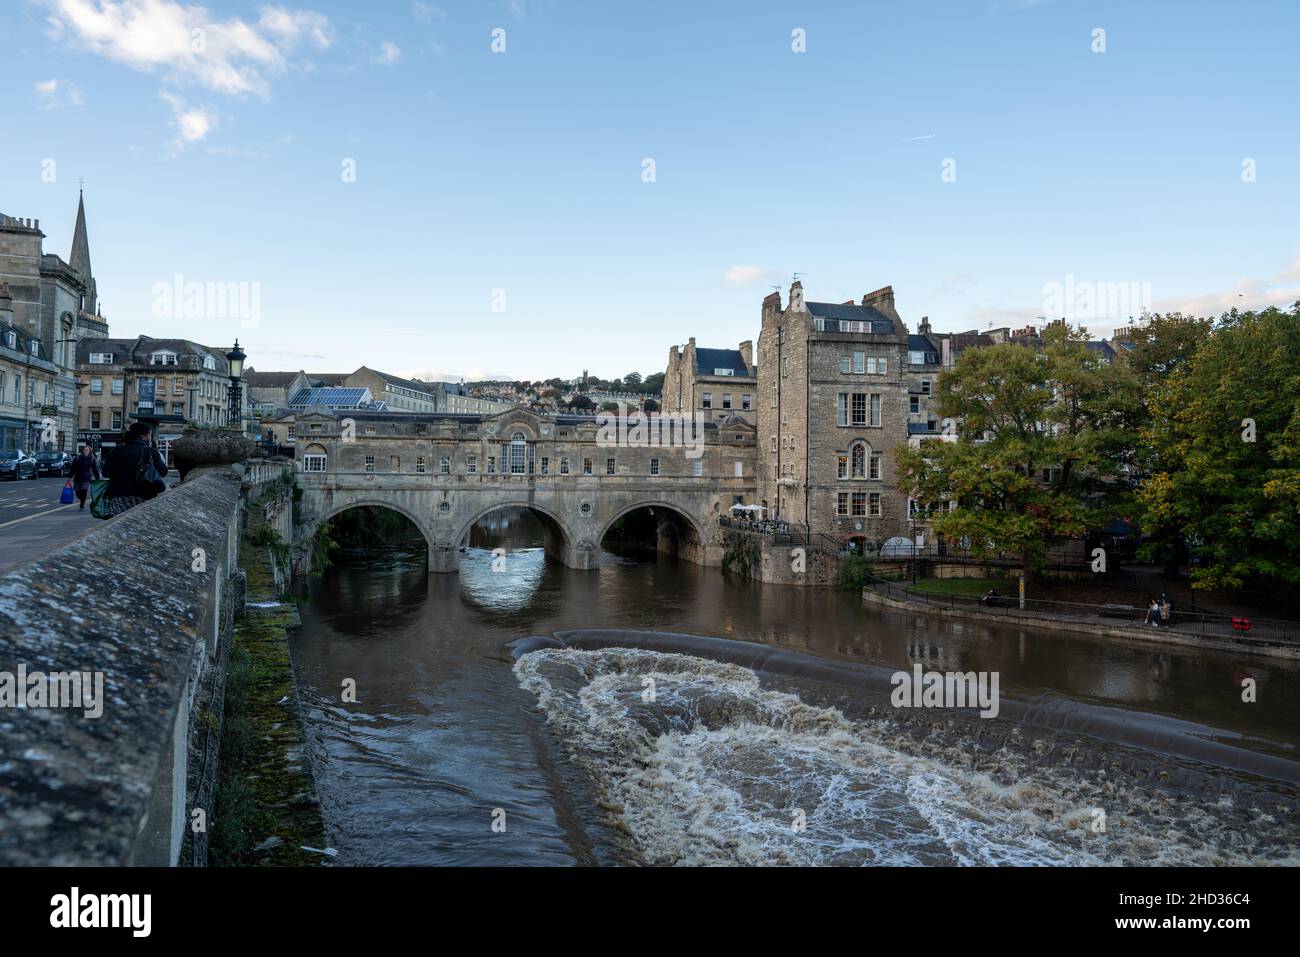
318, 499, 434, 550
456, 500, 573, 565
599, 500, 707, 560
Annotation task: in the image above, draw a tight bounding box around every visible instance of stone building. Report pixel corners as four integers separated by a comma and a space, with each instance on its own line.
663, 337, 756, 425
76, 336, 235, 457
0, 284, 60, 450
755, 281, 928, 548
345, 366, 436, 413
0, 193, 110, 451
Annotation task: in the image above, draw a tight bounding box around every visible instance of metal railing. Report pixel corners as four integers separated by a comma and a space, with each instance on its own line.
864, 573, 1300, 645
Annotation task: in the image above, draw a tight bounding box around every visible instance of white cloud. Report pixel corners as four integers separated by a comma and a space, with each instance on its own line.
375, 40, 401, 65
43, 0, 333, 98
161, 91, 215, 151
411, 2, 445, 23
724, 264, 768, 286
34, 77, 84, 109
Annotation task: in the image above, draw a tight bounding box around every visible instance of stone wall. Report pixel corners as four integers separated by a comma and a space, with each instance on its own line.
0, 465, 274, 865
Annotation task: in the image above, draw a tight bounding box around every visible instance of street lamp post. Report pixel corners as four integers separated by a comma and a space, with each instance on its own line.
225, 340, 245, 432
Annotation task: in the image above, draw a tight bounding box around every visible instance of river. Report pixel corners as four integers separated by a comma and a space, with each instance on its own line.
289, 510, 1300, 866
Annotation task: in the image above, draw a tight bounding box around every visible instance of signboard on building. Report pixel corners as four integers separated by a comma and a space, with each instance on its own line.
39, 405, 59, 416
138, 377, 156, 411
77, 431, 102, 454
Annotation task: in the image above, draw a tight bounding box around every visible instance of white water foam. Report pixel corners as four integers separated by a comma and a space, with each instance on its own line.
514, 647, 1300, 866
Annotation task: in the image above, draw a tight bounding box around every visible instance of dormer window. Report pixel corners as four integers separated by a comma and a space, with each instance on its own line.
714, 368, 735, 376
29, 341, 40, 356
89, 352, 113, 364
203, 355, 216, 370
150, 351, 178, 366
5, 331, 17, 349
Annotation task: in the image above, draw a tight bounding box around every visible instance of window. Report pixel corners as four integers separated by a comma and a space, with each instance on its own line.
172, 403, 183, 415
583, 458, 593, 475
89, 352, 114, 364
364, 455, 375, 473
741, 394, 752, 411
869, 492, 881, 516
309, 422, 322, 432
487, 456, 496, 473
851, 492, 866, 517
870, 394, 881, 427
837, 492, 849, 516
721, 394, 732, 410
701, 393, 712, 410
650, 458, 660, 476
29, 341, 40, 356
910, 395, 920, 414
606, 457, 616, 475
837, 393, 848, 427
150, 351, 178, 365
921, 379, 931, 395
560, 457, 570, 475
853, 352, 865, 374
365, 425, 376, 435
840, 355, 851, 374
782, 356, 790, 378
203, 355, 216, 370
390, 455, 400, 471
771, 381, 778, 407
90, 377, 103, 395
734, 461, 743, 478
174, 379, 184, 394
909, 350, 926, 365
415, 456, 427, 473
770, 435, 777, 452
851, 393, 866, 426
851, 444, 866, 478
510, 433, 527, 474
287, 425, 296, 440
467, 454, 478, 474
693, 459, 703, 477
89, 410, 101, 429
837, 453, 848, 479
440, 456, 450, 474
302, 454, 325, 473
870, 452, 881, 480
111, 410, 122, 430
111, 378, 123, 395
540, 457, 549, 475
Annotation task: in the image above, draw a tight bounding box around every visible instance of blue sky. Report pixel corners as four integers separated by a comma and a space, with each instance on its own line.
2, 0, 1297, 381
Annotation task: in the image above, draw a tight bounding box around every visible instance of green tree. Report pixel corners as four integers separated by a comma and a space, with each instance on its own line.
1137, 304, 1300, 591
895, 323, 1139, 578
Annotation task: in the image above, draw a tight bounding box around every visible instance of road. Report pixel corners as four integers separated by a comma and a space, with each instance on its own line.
0, 475, 99, 575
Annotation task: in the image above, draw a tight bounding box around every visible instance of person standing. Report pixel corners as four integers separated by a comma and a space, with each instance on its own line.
68, 445, 101, 510
1160, 595, 1173, 628
104, 422, 168, 502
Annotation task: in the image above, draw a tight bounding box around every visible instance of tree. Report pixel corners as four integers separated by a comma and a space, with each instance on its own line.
642, 371, 665, 394
625, 371, 643, 387
642, 397, 659, 413
568, 395, 595, 413
1137, 304, 1300, 592
601, 401, 620, 412
895, 323, 1139, 578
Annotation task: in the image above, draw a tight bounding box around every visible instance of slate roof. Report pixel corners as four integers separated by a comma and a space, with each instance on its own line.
806, 302, 895, 333
693, 347, 752, 377
244, 371, 302, 388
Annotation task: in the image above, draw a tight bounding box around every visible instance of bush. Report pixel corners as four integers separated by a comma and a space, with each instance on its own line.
837, 554, 874, 591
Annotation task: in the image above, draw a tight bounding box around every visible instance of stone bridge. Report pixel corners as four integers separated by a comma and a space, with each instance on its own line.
292, 406, 758, 571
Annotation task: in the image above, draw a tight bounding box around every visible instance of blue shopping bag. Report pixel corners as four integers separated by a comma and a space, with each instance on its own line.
59, 480, 75, 505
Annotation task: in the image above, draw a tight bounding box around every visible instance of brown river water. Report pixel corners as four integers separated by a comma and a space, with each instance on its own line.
288, 510, 1300, 866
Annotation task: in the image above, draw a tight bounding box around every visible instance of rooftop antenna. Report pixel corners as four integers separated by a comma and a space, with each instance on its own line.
792, 272, 806, 283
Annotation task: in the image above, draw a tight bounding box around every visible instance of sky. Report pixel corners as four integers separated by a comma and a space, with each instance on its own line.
2, 0, 1298, 382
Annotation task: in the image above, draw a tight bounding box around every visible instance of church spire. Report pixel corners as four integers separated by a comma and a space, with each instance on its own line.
69, 188, 97, 316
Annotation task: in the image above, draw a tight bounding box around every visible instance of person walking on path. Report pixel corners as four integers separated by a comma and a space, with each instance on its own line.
1148, 598, 1162, 627
68, 445, 101, 510
1160, 595, 1173, 628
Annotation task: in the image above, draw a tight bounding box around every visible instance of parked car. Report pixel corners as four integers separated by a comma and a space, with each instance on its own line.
34, 451, 72, 477
0, 449, 39, 481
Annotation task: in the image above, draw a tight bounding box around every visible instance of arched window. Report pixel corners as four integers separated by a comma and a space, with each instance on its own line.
851, 442, 867, 478
510, 432, 526, 474
303, 443, 327, 473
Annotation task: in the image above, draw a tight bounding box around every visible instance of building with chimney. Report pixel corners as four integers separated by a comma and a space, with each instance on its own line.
663, 337, 756, 424
0, 193, 110, 451
756, 281, 921, 547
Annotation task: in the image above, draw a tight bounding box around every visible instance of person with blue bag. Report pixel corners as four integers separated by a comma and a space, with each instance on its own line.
67, 445, 101, 510
91, 423, 168, 519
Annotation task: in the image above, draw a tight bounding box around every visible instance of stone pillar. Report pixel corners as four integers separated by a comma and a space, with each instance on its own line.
428, 543, 460, 574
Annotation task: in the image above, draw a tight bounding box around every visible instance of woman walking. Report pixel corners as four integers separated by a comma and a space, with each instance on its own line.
69, 445, 101, 510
